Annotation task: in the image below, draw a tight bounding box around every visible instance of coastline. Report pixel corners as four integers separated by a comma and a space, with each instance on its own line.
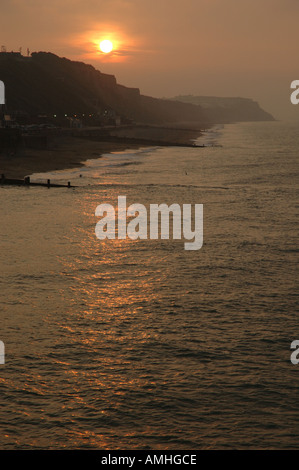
0, 126, 203, 180
0, 136, 145, 180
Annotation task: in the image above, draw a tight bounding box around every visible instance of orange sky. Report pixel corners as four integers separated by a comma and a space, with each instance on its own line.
1, 0, 298, 120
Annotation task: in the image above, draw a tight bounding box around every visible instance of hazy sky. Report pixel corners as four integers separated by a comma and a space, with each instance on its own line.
1, 0, 298, 120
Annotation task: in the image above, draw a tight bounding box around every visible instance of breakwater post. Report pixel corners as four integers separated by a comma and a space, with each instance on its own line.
0, 177, 75, 188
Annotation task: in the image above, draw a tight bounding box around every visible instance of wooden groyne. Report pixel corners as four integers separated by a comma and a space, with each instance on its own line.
0, 174, 76, 188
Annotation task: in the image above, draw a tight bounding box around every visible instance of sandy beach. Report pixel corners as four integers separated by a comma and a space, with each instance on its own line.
0, 137, 144, 179
0, 126, 202, 180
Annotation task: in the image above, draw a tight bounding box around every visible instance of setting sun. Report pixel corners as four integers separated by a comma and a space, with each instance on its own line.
99, 39, 113, 53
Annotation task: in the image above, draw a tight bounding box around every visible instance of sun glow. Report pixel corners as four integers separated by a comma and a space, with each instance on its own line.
99, 40, 113, 53
75, 28, 136, 63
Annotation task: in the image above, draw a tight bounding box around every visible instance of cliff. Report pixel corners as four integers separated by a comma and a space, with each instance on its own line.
0, 52, 274, 126
0, 52, 208, 126
171, 95, 275, 122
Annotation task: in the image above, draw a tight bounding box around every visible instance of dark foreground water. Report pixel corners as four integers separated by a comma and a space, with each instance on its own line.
0, 122, 298, 449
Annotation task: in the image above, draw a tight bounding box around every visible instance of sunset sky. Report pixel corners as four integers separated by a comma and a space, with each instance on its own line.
1, 0, 298, 120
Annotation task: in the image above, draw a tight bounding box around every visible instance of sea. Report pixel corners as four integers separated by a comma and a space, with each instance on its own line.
0, 121, 298, 449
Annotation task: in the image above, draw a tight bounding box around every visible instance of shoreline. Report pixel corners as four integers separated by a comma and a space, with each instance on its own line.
0, 136, 144, 180
0, 126, 203, 180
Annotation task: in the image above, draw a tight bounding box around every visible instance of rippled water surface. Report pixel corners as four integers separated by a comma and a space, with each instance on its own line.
0, 122, 298, 449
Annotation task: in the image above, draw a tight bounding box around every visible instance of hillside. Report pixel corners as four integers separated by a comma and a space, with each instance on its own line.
0, 52, 208, 127
0, 52, 274, 126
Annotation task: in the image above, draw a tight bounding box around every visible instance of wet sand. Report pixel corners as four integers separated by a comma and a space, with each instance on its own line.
0, 137, 144, 179
0, 126, 202, 179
